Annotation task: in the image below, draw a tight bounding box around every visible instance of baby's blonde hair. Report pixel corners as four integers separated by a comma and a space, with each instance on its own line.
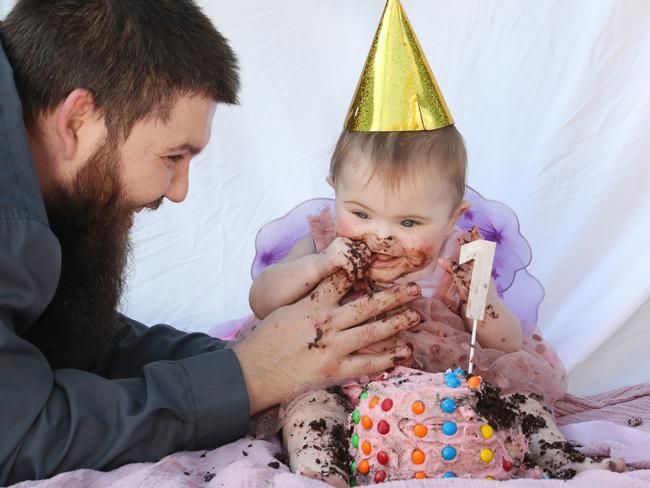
330, 126, 467, 210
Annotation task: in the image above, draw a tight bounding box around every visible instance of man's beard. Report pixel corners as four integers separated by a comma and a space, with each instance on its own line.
25, 143, 134, 376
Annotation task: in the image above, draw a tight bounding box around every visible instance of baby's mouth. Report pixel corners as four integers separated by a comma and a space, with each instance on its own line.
372, 253, 401, 268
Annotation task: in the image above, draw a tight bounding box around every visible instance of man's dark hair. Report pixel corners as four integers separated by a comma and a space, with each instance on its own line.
0, 0, 240, 139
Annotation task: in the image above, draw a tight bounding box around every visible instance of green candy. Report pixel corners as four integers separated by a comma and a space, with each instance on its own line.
350, 461, 357, 475
349, 478, 356, 487
359, 391, 369, 401
352, 409, 360, 424
351, 433, 359, 449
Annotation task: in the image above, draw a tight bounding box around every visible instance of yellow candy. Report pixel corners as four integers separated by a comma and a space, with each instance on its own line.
486, 475, 495, 480
480, 424, 494, 439
480, 448, 494, 463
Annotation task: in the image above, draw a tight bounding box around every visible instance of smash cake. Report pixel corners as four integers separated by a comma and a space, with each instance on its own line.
348, 367, 536, 484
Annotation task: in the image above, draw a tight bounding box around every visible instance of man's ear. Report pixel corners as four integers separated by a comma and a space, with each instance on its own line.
448, 200, 471, 227
56, 89, 98, 160
326, 175, 335, 188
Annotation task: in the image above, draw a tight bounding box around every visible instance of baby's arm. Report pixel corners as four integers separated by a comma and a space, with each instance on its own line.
249, 235, 370, 319
439, 258, 522, 353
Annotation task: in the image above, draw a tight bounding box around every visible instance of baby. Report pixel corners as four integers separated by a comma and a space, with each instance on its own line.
247, 127, 625, 485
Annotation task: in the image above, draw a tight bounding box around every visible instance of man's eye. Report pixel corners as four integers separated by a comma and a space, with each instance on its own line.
353, 211, 369, 220
400, 219, 418, 228
166, 155, 184, 164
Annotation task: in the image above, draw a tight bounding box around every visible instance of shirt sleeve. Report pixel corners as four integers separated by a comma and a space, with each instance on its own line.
0, 218, 250, 485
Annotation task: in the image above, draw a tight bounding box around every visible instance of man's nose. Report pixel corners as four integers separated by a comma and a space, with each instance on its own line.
164, 161, 190, 203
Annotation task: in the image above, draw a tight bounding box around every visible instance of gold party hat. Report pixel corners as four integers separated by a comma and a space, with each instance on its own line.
344, 0, 453, 132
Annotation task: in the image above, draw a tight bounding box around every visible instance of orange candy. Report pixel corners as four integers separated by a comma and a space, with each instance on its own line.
361, 415, 373, 430
359, 459, 370, 475
414, 472, 427, 479
413, 424, 428, 438
411, 449, 426, 465
362, 440, 372, 455
467, 376, 482, 389
369, 396, 380, 409
411, 401, 425, 415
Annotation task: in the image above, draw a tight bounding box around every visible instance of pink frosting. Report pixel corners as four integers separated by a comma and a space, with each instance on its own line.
349, 367, 529, 482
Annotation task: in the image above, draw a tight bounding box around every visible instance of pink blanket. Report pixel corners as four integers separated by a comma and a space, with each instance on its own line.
10, 384, 650, 488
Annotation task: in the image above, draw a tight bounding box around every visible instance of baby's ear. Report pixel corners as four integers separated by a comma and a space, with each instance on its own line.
325, 175, 335, 188
449, 200, 471, 226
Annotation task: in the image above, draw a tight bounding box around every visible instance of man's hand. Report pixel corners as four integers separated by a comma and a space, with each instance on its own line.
319, 237, 372, 281
232, 270, 421, 414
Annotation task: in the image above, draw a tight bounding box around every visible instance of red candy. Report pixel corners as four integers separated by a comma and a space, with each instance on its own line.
502, 460, 513, 472
374, 470, 387, 483
377, 451, 389, 465
377, 420, 390, 435
381, 399, 393, 411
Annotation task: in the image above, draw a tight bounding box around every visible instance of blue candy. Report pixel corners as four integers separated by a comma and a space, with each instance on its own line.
442, 471, 457, 478
444, 371, 457, 380
441, 446, 457, 461
453, 368, 466, 376
441, 398, 457, 413
442, 421, 457, 436
446, 377, 461, 388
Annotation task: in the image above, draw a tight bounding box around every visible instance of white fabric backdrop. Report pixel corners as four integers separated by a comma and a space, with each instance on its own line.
1, 0, 649, 396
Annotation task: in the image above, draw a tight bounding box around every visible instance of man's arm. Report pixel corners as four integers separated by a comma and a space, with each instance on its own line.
109, 314, 232, 378
0, 219, 249, 485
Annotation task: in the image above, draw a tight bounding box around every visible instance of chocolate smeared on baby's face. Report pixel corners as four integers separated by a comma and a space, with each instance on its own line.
333, 154, 461, 283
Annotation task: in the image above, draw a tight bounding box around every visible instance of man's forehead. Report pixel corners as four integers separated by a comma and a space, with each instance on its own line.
130, 96, 216, 152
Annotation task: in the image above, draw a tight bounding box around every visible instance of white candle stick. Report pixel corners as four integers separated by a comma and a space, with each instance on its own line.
458, 239, 496, 375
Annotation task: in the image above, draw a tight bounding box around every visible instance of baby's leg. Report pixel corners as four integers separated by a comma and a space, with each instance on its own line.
509, 393, 626, 478
282, 387, 352, 488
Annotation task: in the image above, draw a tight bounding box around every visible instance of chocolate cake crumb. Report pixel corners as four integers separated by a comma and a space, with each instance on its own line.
247, 443, 253, 448
184, 471, 190, 476
308, 326, 324, 349
309, 418, 327, 431
328, 423, 353, 479
204, 472, 216, 482
555, 468, 577, 480
474, 383, 520, 430
200, 451, 207, 458
627, 417, 643, 427
242, 450, 248, 456
521, 413, 547, 436
273, 452, 290, 465
267, 461, 280, 469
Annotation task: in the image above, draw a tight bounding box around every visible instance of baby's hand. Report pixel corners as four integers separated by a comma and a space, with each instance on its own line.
321, 237, 372, 281
438, 257, 472, 303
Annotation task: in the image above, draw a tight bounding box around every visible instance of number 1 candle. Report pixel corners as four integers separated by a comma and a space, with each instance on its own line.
458, 239, 496, 375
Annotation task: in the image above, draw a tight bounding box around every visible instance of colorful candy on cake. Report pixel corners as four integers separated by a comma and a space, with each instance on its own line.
348, 367, 534, 484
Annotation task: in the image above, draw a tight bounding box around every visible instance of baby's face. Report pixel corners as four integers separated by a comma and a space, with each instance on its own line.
334, 153, 460, 283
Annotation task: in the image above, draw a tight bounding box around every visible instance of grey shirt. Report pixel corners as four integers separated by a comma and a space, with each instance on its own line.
0, 44, 250, 485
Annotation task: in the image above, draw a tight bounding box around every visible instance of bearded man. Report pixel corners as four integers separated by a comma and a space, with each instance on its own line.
0, 0, 422, 484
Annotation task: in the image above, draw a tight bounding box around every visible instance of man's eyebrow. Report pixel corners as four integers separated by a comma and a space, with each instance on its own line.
167, 143, 203, 155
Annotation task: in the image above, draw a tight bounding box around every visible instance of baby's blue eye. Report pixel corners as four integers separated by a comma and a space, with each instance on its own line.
400, 219, 418, 228
354, 211, 369, 220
